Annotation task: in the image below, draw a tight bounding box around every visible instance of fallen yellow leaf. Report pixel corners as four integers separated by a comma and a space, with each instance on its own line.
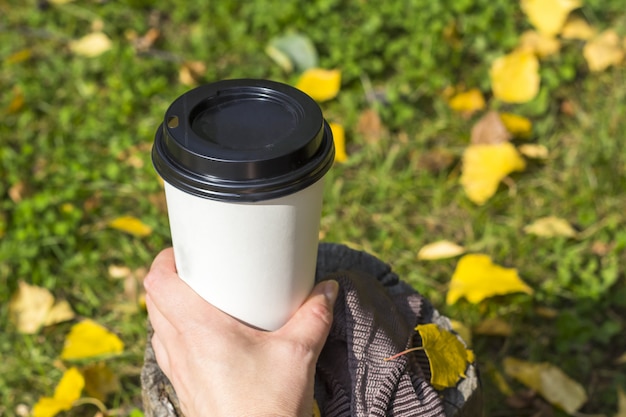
561, 17, 596, 40
61, 319, 124, 360
417, 240, 465, 260
448, 88, 486, 114
32, 367, 84, 417
487, 364, 514, 396
524, 216, 577, 238
108, 216, 152, 237
313, 400, 322, 417
520, 0, 581, 37
9, 281, 55, 334
295, 68, 341, 102
460, 143, 526, 205
518, 144, 549, 159
617, 387, 626, 417
43, 300, 76, 327
6, 48, 32, 64
447, 254, 533, 304
70, 32, 112, 57
499, 113, 533, 138
7, 87, 25, 114
417, 324, 474, 390
329, 122, 347, 163
503, 357, 588, 415
519, 30, 561, 58
9, 282, 74, 334
583, 29, 625, 73
490, 49, 540, 103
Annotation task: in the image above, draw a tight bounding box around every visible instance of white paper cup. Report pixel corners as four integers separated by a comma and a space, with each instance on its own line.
152, 79, 334, 330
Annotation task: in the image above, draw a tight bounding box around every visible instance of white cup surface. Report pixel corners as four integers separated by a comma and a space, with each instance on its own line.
164, 179, 325, 331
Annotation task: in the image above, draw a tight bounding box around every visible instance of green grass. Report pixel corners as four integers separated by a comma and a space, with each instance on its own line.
1, 1, 625, 416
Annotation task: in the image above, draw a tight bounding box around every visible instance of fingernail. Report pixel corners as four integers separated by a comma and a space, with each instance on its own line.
323, 280, 339, 304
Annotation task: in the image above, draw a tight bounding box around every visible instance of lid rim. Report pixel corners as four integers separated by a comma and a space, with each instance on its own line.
152, 121, 335, 202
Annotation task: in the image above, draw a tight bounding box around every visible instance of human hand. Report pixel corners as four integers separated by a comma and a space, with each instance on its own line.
144, 248, 338, 417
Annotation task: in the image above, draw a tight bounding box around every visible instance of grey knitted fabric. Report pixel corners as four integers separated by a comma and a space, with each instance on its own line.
314, 244, 446, 417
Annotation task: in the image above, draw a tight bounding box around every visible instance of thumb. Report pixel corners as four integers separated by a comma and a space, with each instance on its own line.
278, 280, 339, 356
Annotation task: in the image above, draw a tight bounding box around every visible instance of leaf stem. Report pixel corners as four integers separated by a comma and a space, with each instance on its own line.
73, 397, 108, 414
383, 346, 424, 361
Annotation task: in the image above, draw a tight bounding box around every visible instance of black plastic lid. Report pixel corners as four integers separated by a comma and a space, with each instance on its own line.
152, 79, 335, 202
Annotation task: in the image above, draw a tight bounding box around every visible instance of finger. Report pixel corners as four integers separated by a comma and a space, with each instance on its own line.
277, 280, 338, 356
151, 332, 172, 380
149, 247, 177, 274
146, 293, 178, 340
144, 255, 246, 336
144, 252, 213, 326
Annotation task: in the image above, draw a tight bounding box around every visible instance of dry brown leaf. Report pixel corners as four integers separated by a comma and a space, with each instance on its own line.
82, 363, 120, 402
474, 317, 512, 336
70, 32, 112, 57
591, 241, 613, 256
535, 306, 559, 319
132, 28, 160, 52
615, 352, 626, 365
583, 30, 625, 72
9, 181, 26, 203
179, 60, 207, 86
356, 108, 384, 144
418, 148, 455, 174
560, 99, 577, 116
471, 111, 512, 145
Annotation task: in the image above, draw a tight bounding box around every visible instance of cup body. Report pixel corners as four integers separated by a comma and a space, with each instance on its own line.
164, 179, 324, 330
152, 79, 334, 330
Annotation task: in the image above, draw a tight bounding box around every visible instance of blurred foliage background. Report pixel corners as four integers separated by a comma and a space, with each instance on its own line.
1, 0, 625, 416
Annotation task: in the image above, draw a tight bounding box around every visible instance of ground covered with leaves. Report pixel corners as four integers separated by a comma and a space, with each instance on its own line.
1, 1, 625, 416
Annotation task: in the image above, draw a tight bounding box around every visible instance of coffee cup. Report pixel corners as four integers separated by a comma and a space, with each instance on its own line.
152, 79, 335, 330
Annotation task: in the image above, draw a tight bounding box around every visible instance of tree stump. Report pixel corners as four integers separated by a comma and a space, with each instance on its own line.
141, 243, 482, 416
